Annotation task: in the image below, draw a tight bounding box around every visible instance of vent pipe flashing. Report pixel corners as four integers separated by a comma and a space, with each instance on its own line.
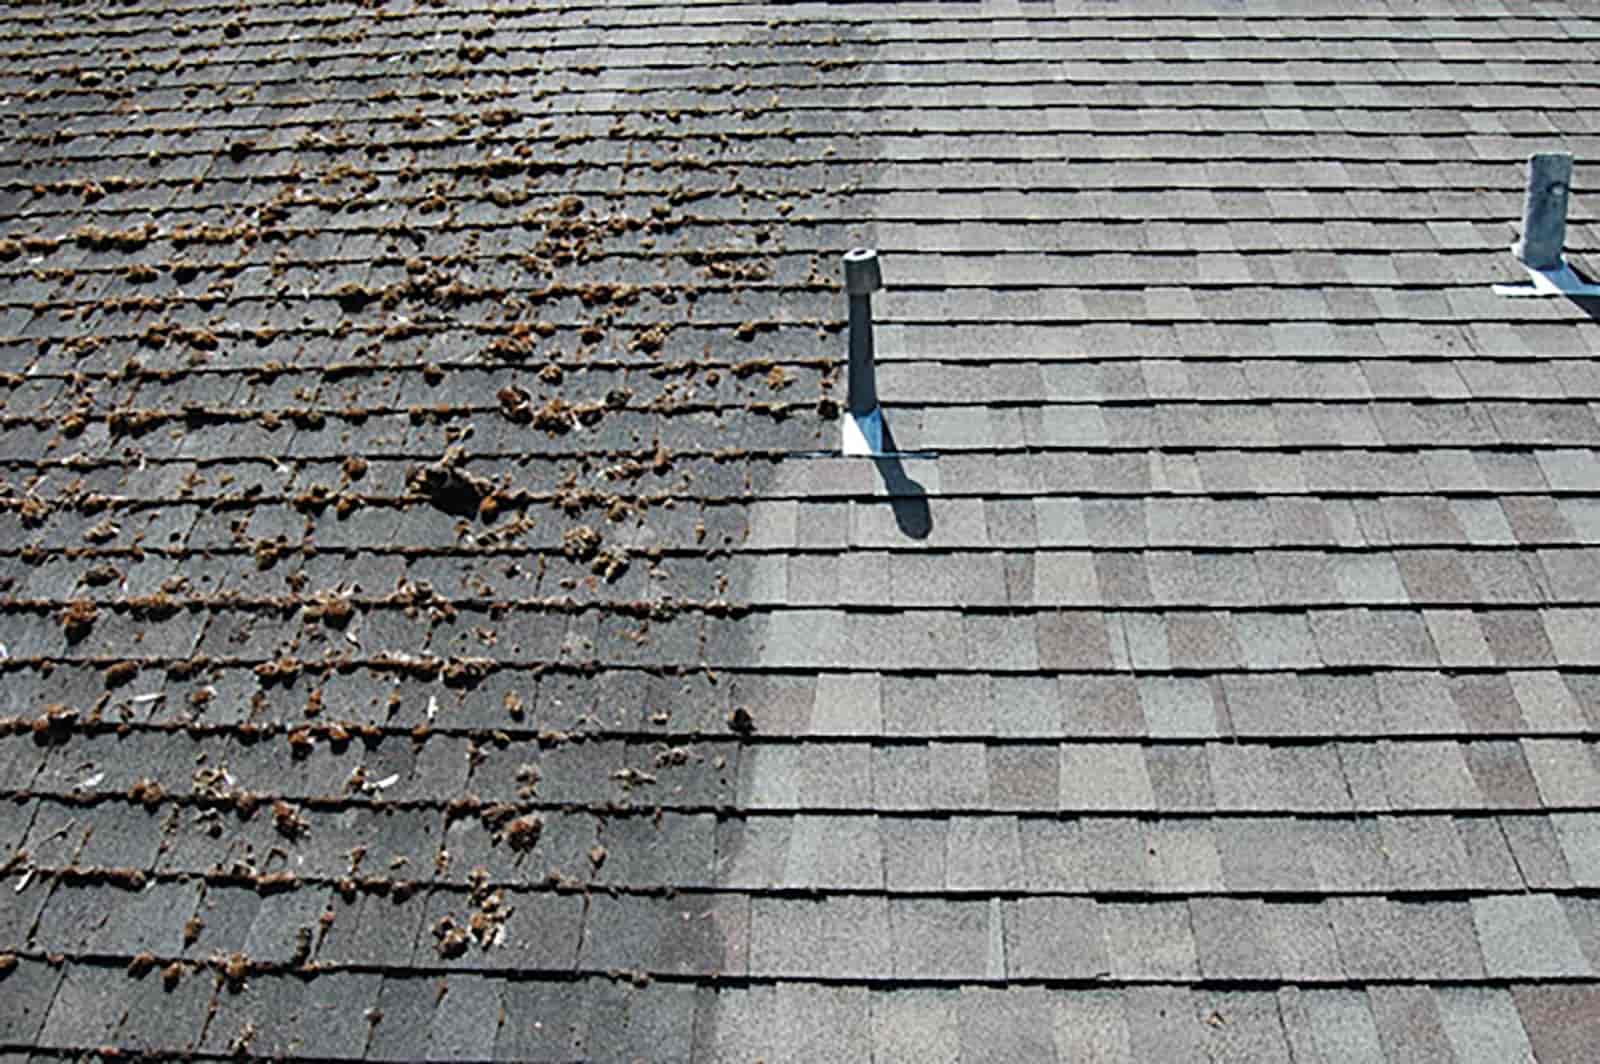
842, 248, 886, 455
1495, 152, 1600, 297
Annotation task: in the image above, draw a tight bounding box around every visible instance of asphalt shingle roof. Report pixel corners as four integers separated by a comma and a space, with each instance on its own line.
3, 0, 1600, 1060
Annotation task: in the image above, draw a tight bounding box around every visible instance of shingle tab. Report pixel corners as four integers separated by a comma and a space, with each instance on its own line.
1102, 902, 1199, 981
1473, 894, 1593, 978
1061, 743, 1155, 810
1304, 989, 1386, 1064
871, 989, 961, 1064
890, 899, 998, 980
1436, 987, 1535, 1064
1192, 898, 1276, 980
750, 895, 884, 979
1123, 987, 1202, 1062
957, 987, 1058, 1064
1514, 985, 1600, 1064
1365, 987, 1457, 1064
1193, 990, 1295, 1064
1051, 990, 1133, 1064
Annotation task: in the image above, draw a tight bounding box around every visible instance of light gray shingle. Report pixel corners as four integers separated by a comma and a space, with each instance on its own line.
1473, 893, 1592, 979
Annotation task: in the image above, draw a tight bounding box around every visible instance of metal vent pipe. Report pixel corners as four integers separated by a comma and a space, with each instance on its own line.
1515, 153, 1573, 272
844, 248, 882, 415
841, 248, 885, 455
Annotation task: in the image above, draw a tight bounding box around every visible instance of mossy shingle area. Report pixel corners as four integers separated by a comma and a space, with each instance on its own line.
4, 2, 1600, 1061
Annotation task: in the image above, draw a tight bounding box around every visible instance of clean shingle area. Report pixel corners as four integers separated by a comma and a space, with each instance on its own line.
1473, 894, 1594, 979
2, 1, 1599, 1061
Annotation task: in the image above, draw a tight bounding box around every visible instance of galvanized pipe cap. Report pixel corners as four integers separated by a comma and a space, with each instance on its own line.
843, 248, 882, 295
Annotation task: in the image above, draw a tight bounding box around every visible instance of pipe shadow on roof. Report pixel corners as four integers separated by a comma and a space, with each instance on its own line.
872, 425, 932, 541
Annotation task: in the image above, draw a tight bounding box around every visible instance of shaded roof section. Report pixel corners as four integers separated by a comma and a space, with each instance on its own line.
3, 0, 1600, 1060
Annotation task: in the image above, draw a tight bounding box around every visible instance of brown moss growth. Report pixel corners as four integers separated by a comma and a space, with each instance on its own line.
532, 396, 572, 434
504, 813, 543, 852
61, 599, 97, 642
74, 224, 156, 252
128, 777, 164, 811
562, 525, 601, 561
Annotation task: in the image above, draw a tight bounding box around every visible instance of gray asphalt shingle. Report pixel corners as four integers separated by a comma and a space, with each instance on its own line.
1473, 893, 1593, 979
4, 4, 1599, 1061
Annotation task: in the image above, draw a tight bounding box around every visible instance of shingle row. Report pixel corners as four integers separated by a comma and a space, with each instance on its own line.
7, 657, 1599, 742
10, 729, 1594, 814
739, 737, 1600, 813
875, 320, 1600, 359
1, 955, 673, 1062
718, 811, 1600, 894
889, 400, 1600, 450
879, 357, 1600, 403
8, 953, 1587, 1063
751, 495, 1600, 549
739, 606, 1600, 670
4, 447, 1590, 505
10, 880, 1600, 984
12, 790, 1600, 894
780, 550, 1587, 607
5, 544, 1594, 609
6, 599, 1597, 670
